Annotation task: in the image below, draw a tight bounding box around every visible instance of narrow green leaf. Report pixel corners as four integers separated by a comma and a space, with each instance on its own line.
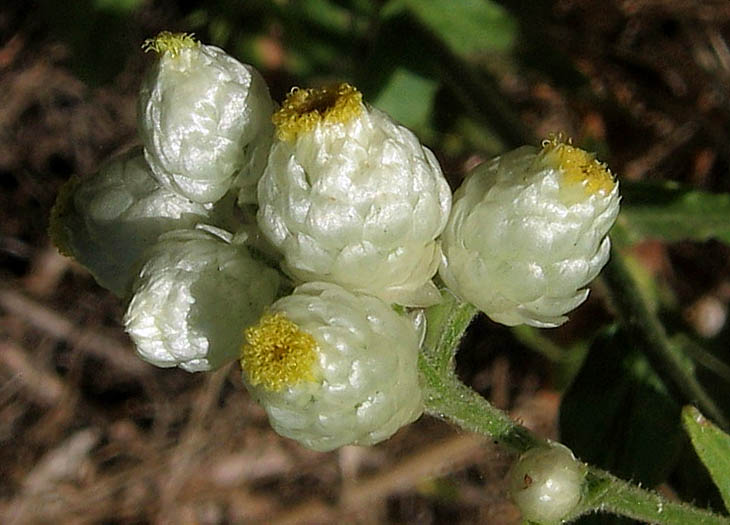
290, 0, 354, 35
92, 0, 145, 14
402, 0, 516, 56
617, 181, 730, 244
560, 327, 684, 487
682, 406, 730, 512
372, 68, 439, 133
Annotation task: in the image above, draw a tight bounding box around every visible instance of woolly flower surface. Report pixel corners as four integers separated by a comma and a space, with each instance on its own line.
241, 282, 423, 451
139, 32, 274, 203
439, 138, 620, 327
257, 84, 452, 306
49, 148, 223, 297
124, 226, 280, 372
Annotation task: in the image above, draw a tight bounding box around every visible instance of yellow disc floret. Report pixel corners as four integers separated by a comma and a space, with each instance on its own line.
272, 83, 363, 141
142, 31, 199, 58
540, 134, 615, 197
241, 312, 317, 391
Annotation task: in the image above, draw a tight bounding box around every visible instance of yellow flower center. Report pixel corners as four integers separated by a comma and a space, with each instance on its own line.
272, 83, 363, 142
540, 134, 615, 197
241, 312, 317, 391
142, 31, 199, 58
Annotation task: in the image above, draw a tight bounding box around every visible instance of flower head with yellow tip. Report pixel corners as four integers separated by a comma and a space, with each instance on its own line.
439, 137, 620, 327
272, 83, 363, 141
138, 32, 274, 203
241, 312, 317, 391
241, 282, 424, 452
257, 83, 452, 307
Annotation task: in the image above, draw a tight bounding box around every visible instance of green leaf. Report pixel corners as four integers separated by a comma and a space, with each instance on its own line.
682, 405, 730, 512
289, 0, 355, 36
617, 181, 730, 244
372, 68, 439, 133
92, 0, 145, 13
401, 0, 516, 56
560, 327, 684, 487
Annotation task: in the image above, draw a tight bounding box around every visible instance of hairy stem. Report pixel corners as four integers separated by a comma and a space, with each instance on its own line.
573, 468, 730, 525
421, 351, 542, 452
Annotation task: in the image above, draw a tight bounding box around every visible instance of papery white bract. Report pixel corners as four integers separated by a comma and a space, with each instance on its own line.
439, 139, 620, 327
241, 282, 424, 451
49, 147, 227, 297
256, 84, 452, 307
124, 226, 280, 372
138, 32, 274, 204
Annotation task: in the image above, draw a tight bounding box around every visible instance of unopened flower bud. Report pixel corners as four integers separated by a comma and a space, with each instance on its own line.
124, 226, 280, 372
49, 148, 225, 297
256, 83, 452, 306
241, 282, 423, 451
439, 137, 620, 327
139, 32, 274, 203
508, 443, 585, 524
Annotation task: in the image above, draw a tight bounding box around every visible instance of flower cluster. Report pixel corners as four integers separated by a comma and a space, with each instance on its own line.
50, 33, 619, 451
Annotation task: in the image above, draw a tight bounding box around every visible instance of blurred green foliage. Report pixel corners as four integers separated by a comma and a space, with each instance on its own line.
399, 0, 516, 56
617, 182, 730, 245
560, 327, 684, 488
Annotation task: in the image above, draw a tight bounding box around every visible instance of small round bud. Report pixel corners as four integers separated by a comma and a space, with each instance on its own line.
241, 282, 424, 451
508, 443, 585, 524
256, 84, 452, 306
49, 148, 225, 297
139, 32, 274, 203
124, 226, 280, 372
439, 136, 620, 327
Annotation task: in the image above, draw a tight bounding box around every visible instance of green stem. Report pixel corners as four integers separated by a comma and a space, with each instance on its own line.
419, 290, 540, 452
421, 291, 479, 375
419, 291, 730, 524
421, 352, 542, 452
601, 246, 729, 430
673, 333, 730, 385
574, 468, 730, 525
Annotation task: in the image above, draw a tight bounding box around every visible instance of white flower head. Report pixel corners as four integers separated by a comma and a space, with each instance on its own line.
139, 32, 274, 203
256, 83, 452, 307
439, 136, 620, 327
508, 442, 585, 524
241, 282, 424, 451
124, 226, 280, 372
49, 148, 227, 297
